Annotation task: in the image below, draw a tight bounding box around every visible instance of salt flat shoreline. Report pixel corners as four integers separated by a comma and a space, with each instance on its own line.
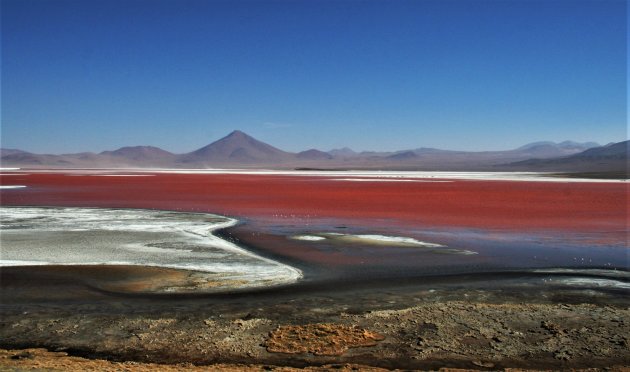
0, 206, 303, 292
2, 168, 627, 183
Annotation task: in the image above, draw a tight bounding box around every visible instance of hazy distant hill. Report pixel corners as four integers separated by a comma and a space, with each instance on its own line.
328, 147, 357, 157
315, 141, 602, 170
508, 140, 628, 172
0, 150, 71, 166
101, 146, 175, 161
0, 148, 29, 157
572, 141, 628, 159
512, 141, 601, 158
386, 151, 419, 161
96, 146, 177, 167
2, 130, 624, 174
297, 149, 333, 160
516, 140, 600, 151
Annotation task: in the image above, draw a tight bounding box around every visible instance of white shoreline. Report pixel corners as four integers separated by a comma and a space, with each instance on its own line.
91, 174, 155, 177
0, 207, 303, 290
290, 232, 477, 255
327, 178, 453, 182
0, 169, 625, 183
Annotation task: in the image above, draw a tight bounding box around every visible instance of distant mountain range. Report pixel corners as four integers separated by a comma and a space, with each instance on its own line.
508, 140, 629, 172
1, 130, 627, 173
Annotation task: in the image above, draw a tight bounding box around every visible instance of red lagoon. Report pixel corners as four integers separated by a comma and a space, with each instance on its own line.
0, 172, 626, 235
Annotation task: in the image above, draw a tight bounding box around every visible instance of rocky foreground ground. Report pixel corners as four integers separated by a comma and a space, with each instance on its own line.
2, 301, 628, 371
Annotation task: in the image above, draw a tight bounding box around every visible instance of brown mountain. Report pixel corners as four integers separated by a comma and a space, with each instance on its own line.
297, 149, 333, 160
386, 151, 419, 161
101, 146, 175, 160
1, 131, 624, 175
507, 140, 628, 173
178, 130, 293, 165
0, 149, 29, 157
0, 150, 73, 166
328, 147, 357, 157
99, 146, 176, 166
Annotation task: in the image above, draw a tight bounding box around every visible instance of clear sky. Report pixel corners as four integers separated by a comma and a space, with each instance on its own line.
1, 0, 627, 153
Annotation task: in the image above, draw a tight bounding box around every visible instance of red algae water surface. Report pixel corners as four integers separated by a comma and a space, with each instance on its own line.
0, 172, 625, 235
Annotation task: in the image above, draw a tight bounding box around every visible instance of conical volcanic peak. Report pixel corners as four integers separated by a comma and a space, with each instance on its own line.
182, 130, 292, 163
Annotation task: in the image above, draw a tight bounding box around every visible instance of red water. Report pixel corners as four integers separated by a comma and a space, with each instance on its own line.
1, 172, 627, 273
1, 172, 626, 234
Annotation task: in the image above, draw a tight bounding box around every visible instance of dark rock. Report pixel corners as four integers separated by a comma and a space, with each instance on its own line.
11, 351, 33, 360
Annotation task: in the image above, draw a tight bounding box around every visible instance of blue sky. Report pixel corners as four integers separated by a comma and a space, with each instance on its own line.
1, 0, 627, 153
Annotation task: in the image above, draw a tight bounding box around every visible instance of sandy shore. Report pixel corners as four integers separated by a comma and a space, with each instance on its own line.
18, 348, 630, 372
0, 264, 256, 296
0, 348, 400, 371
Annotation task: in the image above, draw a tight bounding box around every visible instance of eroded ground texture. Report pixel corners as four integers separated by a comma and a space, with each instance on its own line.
2, 300, 629, 370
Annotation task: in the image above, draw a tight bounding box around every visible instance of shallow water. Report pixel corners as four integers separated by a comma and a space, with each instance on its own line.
232, 217, 629, 292
1, 206, 628, 296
